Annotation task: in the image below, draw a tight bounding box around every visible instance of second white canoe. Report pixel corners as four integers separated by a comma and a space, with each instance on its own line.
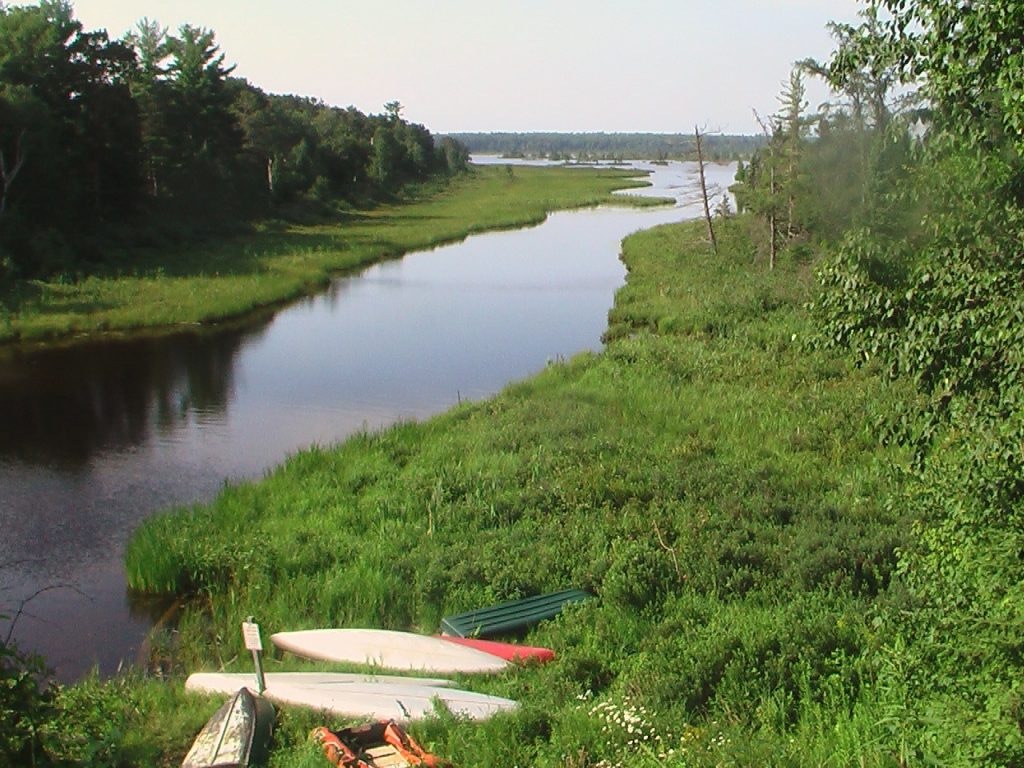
270, 629, 510, 674
186, 672, 517, 721
185, 671, 455, 690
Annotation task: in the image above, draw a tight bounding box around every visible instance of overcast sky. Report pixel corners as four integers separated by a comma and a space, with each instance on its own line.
69, 0, 863, 135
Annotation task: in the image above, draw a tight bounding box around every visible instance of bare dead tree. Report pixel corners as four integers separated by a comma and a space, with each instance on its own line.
693, 125, 719, 257
753, 110, 779, 270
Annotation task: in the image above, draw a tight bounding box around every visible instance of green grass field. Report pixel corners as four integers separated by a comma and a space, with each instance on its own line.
0, 166, 660, 344
47, 212, 915, 767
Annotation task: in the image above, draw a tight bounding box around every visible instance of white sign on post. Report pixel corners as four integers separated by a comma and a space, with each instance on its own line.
242, 619, 263, 651
242, 617, 267, 694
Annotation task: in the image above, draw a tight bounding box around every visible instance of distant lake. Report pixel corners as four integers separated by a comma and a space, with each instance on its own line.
0, 158, 736, 680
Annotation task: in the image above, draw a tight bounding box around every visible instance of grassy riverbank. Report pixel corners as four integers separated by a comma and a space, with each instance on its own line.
47, 214, 912, 767
0, 165, 658, 345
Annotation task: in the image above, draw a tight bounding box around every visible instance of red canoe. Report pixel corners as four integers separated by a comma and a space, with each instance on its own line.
437, 636, 555, 664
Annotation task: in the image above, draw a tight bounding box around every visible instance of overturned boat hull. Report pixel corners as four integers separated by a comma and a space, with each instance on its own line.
181, 687, 275, 768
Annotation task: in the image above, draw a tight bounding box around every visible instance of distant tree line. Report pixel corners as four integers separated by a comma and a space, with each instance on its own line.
0, 1, 468, 281
446, 132, 763, 163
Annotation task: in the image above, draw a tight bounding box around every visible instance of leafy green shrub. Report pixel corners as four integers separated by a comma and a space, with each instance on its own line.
43, 676, 138, 767
600, 537, 678, 612
0, 638, 52, 768
618, 592, 869, 723
812, 144, 1024, 763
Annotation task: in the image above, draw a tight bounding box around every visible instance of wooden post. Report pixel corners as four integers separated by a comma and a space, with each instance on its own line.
242, 617, 267, 695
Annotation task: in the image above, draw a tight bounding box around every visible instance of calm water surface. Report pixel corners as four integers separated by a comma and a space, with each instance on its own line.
0, 160, 735, 679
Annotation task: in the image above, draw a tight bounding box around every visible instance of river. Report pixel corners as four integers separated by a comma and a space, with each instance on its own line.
0, 159, 735, 680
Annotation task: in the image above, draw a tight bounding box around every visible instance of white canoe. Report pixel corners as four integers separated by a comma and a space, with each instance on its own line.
185, 671, 456, 696
270, 629, 510, 674
186, 673, 517, 722
185, 671, 454, 690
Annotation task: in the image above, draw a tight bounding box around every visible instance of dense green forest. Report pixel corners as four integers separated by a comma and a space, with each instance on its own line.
446, 132, 762, 162
0, 0, 468, 284
3, 0, 1024, 766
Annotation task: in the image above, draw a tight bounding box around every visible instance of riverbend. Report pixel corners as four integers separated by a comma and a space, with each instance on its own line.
1, 160, 733, 679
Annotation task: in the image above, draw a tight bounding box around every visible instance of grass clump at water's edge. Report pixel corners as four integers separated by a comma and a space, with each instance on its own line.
0, 165, 662, 345
81, 215, 909, 767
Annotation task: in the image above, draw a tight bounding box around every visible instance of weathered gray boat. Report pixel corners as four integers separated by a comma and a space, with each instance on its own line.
182, 687, 275, 768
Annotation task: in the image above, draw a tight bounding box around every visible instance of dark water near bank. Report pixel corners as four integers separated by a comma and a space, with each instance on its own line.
0, 160, 734, 680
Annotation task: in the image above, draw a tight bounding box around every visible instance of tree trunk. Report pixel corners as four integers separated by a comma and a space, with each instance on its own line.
754, 111, 778, 270
148, 159, 159, 198
0, 131, 27, 218
769, 161, 777, 270
787, 153, 795, 240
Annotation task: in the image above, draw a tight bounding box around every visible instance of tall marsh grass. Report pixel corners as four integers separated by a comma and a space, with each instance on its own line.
112, 215, 913, 765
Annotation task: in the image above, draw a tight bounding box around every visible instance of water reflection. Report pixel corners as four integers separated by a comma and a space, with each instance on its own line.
0, 330, 261, 468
